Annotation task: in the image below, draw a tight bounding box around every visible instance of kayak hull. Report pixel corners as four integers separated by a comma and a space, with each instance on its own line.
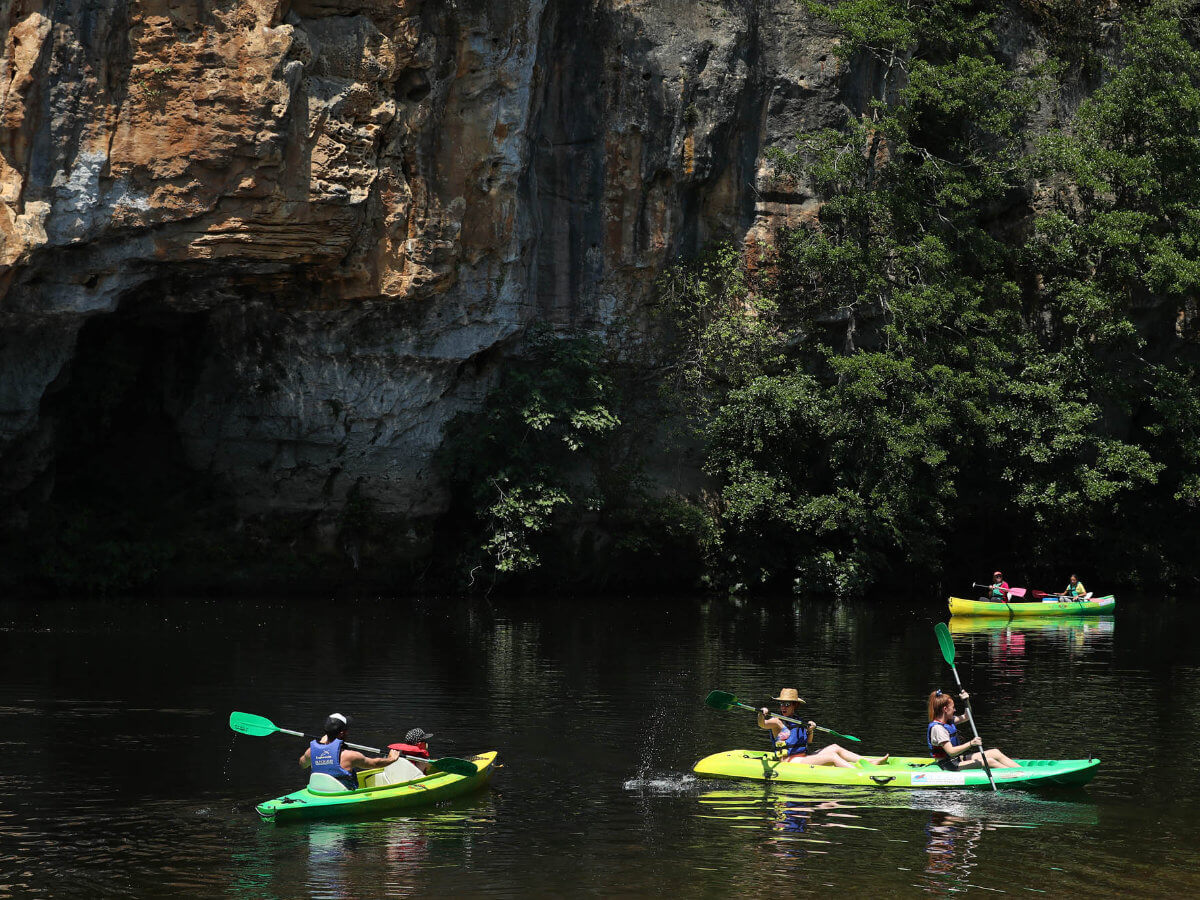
256, 751, 497, 823
948, 596, 1115, 617
693, 750, 1099, 790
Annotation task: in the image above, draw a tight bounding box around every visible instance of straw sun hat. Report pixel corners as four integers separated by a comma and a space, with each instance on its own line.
772, 688, 806, 704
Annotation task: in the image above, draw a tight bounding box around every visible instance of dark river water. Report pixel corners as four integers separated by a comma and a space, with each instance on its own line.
1, 594, 1197, 897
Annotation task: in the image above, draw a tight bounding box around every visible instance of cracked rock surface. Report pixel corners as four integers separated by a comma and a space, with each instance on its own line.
1, 0, 844, 551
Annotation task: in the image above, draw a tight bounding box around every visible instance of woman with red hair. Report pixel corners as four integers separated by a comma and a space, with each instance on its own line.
927, 690, 1018, 771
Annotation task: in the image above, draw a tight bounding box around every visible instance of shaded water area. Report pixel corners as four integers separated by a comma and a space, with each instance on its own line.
1, 594, 1198, 897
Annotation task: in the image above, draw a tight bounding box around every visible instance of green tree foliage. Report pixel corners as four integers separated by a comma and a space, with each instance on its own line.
437, 325, 621, 582
1031, 3, 1200, 579
656, 0, 1187, 595
441, 1, 1200, 595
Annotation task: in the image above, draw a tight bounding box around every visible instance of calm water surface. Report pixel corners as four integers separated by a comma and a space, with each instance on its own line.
1, 595, 1197, 897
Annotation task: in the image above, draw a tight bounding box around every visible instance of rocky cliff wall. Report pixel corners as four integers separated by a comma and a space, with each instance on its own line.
0, 0, 849, 564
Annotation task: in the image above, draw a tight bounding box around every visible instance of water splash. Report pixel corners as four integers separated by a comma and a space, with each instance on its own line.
622, 773, 698, 793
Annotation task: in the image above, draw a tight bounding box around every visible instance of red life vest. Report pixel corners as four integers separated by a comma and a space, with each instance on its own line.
389, 742, 430, 759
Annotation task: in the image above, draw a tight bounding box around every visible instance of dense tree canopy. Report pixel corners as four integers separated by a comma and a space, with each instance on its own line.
444, 0, 1200, 595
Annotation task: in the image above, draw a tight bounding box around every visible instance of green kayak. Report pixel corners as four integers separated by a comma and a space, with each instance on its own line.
256, 751, 497, 823
693, 750, 1099, 789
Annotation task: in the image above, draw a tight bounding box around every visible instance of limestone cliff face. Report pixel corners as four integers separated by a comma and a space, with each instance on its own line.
0, 0, 843, 556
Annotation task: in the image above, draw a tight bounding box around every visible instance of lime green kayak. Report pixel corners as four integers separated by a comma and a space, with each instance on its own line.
948, 595, 1115, 617
256, 751, 497, 823
693, 750, 1099, 789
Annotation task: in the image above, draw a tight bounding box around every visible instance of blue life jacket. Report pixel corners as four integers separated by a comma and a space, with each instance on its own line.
311, 738, 357, 789
772, 722, 807, 756
927, 720, 959, 759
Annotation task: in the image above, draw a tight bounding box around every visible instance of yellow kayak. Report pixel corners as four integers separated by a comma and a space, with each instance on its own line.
948, 596, 1115, 617
694, 750, 1100, 789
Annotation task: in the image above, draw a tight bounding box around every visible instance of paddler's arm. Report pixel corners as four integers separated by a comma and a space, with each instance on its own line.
758, 707, 785, 738
939, 736, 983, 758
299, 746, 312, 769
341, 747, 400, 771
951, 690, 971, 725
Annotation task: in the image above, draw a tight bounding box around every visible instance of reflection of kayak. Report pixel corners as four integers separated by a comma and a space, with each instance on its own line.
948, 616, 1114, 635
948, 596, 1115, 617
693, 751, 1099, 789
256, 752, 497, 824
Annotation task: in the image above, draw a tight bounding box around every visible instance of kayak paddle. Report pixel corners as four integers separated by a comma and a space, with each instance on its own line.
972, 583, 1026, 599
703, 690, 862, 742
933, 624, 997, 792
1033, 590, 1094, 601
227, 711, 479, 777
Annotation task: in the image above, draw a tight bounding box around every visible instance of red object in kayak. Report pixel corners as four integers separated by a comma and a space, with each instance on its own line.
389, 742, 429, 759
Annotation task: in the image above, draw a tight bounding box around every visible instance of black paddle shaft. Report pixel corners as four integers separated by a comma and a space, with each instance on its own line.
947, 663, 997, 789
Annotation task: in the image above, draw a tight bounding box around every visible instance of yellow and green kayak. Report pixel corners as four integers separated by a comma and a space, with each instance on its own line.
256, 751, 497, 823
948, 595, 1115, 617
693, 750, 1099, 789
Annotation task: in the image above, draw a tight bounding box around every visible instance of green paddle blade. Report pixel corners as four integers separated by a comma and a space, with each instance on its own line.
229, 711, 279, 737
821, 726, 861, 743
934, 622, 956, 665
429, 757, 480, 777
704, 690, 738, 711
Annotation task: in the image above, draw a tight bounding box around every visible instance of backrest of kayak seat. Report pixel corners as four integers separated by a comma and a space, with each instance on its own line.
376, 758, 425, 785
307, 772, 352, 792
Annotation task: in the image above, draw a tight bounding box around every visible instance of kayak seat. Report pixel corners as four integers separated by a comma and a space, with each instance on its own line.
308, 772, 352, 793
375, 758, 425, 786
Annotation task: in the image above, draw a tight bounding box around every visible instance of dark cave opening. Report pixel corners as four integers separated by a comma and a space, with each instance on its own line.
24, 301, 232, 592
53, 310, 204, 502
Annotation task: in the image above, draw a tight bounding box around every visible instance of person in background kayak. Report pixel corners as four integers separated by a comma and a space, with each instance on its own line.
759, 688, 889, 768
299, 713, 399, 789
1059, 575, 1087, 598
927, 690, 1018, 771
392, 728, 434, 774
989, 571, 1012, 601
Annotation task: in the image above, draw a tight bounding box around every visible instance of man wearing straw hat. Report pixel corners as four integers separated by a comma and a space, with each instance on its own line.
758, 688, 888, 768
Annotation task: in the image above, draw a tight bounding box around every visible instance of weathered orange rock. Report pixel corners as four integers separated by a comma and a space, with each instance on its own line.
0, 0, 845, 547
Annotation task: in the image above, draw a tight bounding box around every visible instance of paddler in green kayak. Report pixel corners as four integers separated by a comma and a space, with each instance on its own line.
1059, 574, 1087, 598
989, 571, 1012, 600
927, 690, 1018, 771
758, 688, 889, 768
299, 713, 400, 789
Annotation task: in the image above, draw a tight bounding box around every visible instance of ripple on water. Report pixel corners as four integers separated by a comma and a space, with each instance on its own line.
622, 772, 699, 793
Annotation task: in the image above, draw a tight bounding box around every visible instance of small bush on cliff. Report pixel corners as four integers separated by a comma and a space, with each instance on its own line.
436, 325, 621, 585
